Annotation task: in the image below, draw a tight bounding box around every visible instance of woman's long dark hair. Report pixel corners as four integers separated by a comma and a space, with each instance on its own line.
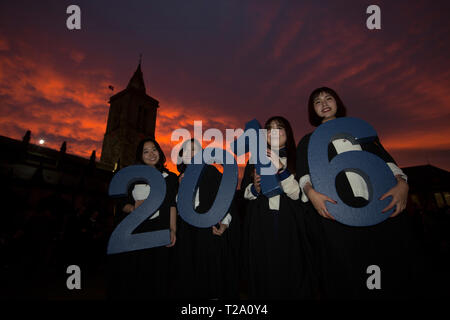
264, 116, 296, 175
135, 137, 167, 172
308, 87, 347, 127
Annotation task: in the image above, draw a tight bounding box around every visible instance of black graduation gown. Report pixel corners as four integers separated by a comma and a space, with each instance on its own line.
296, 133, 424, 299
174, 165, 240, 299
240, 162, 314, 300
106, 169, 178, 300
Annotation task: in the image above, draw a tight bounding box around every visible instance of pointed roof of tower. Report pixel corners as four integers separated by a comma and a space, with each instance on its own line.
109, 56, 159, 106
126, 62, 146, 93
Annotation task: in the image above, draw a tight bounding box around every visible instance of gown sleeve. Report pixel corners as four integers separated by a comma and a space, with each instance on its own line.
197, 165, 221, 211
201, 166, 233, 225
362, 137, 408, 181
240, 161, 254, 190
113, 181, 140, 226
199, 165, 240, 298
278, 166, 300, 201
240, 161, 259, 200
362, 136, 395, 163
164, 171, 179, 208
296, 134, 312, 202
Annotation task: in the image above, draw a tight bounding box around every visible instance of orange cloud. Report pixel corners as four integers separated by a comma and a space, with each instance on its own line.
69, 50, 85, 64
382, 129, 450, 151
0, 38, 250, 180
0, 36, 9, 51
0, 38, 113, 160
1, 0, 449, 179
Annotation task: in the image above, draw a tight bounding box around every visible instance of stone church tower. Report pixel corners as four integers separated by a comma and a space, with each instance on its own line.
101, 62, 159, 168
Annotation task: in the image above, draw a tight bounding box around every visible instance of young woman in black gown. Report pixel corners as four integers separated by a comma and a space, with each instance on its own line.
174, 139, 240, 299
296, 87, 423, 299
241, 116, 313, 299
107, 138, 178, 300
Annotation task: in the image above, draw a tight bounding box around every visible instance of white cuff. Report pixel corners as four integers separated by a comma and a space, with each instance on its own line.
280, 174, 300, 200
132, 184, 150, 201
148, 210, 160, 220
244, 183, 258, 200
387, 162, 408, 183
221, 213, 232, 226
268, 195, 280, 211
299, 174, 311, 203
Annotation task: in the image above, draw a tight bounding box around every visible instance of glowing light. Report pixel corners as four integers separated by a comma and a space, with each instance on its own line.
39, 139, 45, 145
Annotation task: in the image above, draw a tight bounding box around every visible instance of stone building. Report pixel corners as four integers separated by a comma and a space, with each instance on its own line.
0, 61, 159, 259
403, 164, 450, 212
101, 62, 159, 168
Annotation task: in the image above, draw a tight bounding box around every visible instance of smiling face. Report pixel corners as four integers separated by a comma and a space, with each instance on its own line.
142, 141, 160, 167
313, 91, 338, 123
267, 120, 287, 149
181, 140, 202, 164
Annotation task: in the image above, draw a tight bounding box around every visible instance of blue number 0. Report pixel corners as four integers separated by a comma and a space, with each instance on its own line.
308, 117, 396, 226
107, 165, 170, 254
177, 148, 238, 228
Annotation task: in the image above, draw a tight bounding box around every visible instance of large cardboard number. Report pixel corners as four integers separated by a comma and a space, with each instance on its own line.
308, 117, 396, 226
177, 148, 238, 228
107, 165, 170, 254
230, 119, 282, 197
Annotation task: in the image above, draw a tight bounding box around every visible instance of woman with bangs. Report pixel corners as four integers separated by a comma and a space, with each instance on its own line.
296, 87, 423, 299
107, 137, 178, 300
241, 116, 314, 299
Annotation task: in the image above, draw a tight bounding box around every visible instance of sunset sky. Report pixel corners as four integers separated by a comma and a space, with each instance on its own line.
0, 0, 449, 175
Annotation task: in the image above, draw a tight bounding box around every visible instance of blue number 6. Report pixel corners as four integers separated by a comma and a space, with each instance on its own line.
308, 117, 397, 226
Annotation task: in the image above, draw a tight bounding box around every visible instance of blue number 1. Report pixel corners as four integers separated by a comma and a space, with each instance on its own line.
230, 119, 282, 197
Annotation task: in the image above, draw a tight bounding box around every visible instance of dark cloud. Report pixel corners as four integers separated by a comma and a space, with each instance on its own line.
0, 0, 448, 173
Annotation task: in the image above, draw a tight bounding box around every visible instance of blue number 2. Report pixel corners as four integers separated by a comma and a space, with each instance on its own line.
107, 165, 170, 254
308, 117, 396, 226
